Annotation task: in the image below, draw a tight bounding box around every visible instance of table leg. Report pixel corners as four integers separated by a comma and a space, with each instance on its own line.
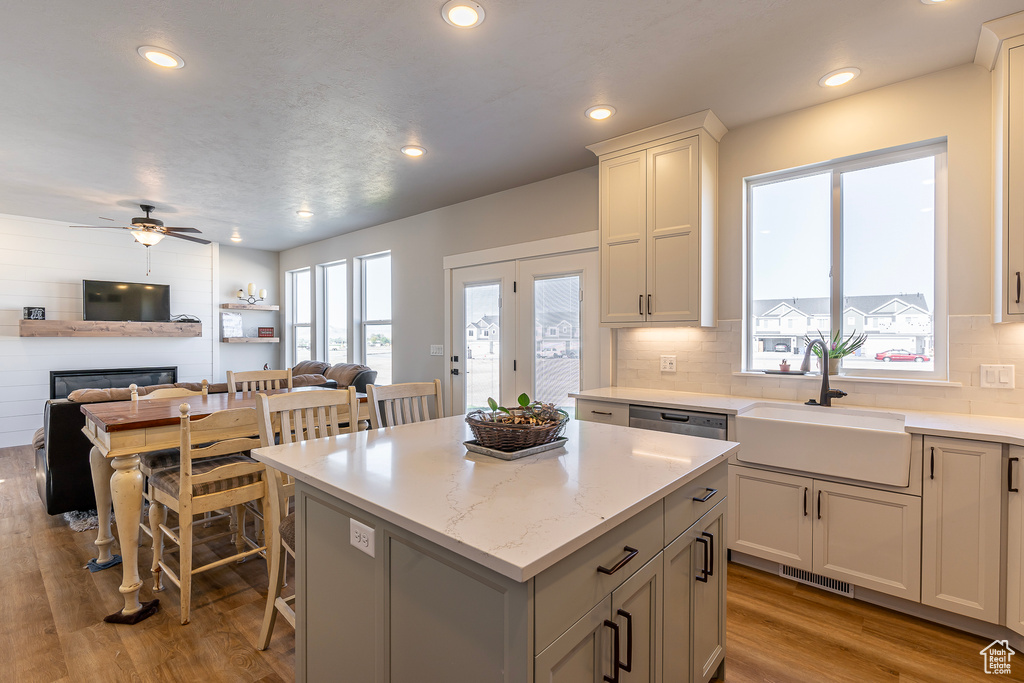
110, 453, 144, 615
88, 446, 116, 564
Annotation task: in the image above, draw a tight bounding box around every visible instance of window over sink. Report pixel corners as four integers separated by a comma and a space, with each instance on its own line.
745, 141, 947, 379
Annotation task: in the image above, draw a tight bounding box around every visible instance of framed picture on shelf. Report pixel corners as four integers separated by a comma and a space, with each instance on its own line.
258, 326, 275, 338
221, 312, 243, 338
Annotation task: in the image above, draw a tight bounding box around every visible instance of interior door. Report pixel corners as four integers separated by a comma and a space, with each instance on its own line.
516, 252, 599, 409
450, 263, 516, 413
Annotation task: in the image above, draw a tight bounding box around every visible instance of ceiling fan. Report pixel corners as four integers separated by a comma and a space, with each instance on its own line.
71, 204, 211, 246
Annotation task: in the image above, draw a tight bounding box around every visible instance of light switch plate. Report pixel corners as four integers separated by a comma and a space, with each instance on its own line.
430, 344, 443, 356
980, 364, 1015, 389
660, 355, 677, 372
350, 518, 375, 557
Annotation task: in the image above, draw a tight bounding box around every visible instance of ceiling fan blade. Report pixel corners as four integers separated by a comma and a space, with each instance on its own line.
161, 227, 202, 233
165, 232, 212, 245
70, 225, 128, 229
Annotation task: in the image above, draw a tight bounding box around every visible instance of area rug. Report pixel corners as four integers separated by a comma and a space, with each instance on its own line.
63, 509, 99, 532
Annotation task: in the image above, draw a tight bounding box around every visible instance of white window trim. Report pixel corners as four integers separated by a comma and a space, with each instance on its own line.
288, 267, 312, 366
743, 140, 948, 381
360, 252, 392, 376
321, 260, 349, 364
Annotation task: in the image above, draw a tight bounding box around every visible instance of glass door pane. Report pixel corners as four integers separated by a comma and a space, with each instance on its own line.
465, 283, 501, 412
533, 275, 581, 408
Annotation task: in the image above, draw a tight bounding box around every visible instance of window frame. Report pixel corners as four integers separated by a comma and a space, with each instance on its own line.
360, 252, 392, 382
321, 260, 349, 365
288, 267, 312, 365
743, 141, 948, 380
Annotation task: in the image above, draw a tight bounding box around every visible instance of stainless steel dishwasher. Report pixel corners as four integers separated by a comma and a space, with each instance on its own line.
628, 405, 728, 440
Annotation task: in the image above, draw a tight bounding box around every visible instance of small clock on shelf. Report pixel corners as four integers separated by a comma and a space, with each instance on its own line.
23, 307, 45, 320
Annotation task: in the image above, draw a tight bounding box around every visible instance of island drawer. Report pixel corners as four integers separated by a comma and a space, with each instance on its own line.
664, 461, 728, 545
575, 399, 628, 427
533, 500, 663, 653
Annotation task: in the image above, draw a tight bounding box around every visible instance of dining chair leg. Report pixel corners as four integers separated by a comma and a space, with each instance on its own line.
233, 505, 247, 558
149, 501, 167, 592
179, 512, 194, 625
257, 533, 283, 650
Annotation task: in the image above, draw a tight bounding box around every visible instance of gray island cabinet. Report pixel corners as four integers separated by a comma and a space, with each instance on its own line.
252, 416, 736, 683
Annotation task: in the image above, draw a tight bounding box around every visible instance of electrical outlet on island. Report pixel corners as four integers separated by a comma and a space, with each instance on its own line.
660, 355, 677, 372
350, 518, 375, 557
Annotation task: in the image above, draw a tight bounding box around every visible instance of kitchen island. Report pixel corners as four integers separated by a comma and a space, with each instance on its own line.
252, 415, 738, 682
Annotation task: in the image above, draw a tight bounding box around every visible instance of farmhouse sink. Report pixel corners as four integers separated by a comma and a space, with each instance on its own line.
734, 402, 912, 486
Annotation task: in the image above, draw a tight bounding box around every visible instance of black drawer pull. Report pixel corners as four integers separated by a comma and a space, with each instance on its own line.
803, 487, 808, 516
603, 619, 620, 683
930, 446, 935, 480
817, 490, 822, 520
694, 536, 709, 582
693, 487, 718, 503
591, 410, 613, 416
1011, 457, 1020, 493
702, 531, 715, 577
597, 546, 638, 575
1017, 271, 1021, 304
647, 294, 652, 316
639, 294, 643, 316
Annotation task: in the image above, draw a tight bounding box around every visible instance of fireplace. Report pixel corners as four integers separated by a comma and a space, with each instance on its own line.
50, 366, 178, 400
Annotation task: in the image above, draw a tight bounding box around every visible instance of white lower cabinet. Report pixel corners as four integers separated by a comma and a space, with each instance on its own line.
729, 465, 921, 601
921, 437, 1003, 623
1008, 446, 1024, 636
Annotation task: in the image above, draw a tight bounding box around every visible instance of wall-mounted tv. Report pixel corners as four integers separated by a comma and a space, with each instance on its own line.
83, 280, 171, 322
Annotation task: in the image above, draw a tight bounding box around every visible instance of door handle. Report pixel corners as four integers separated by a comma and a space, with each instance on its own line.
616, 609, 633, 673
694, 536, 709, 582
930, 446, 935, 480
817, 490, 822, 520
803, 487, 808, 516
450, 368, 459, 376
702, 531, 715, 577
597, 546, 638, 575
1011, 457, 1020, 493
603, 619, 620, 683
692, 487, 718, 503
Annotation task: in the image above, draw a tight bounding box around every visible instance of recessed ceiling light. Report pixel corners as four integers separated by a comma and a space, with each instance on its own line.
230, 235, 243, 242
819, 67, 861, 87
137, 46, 185, 69
296, 210, 314, 218
585, 105, 616, 121
442, 1, 485, 28
401, 145, 426, 157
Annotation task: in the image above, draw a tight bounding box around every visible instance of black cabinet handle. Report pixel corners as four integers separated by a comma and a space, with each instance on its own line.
817, 490, 822, 520
616, 609, 633, 673
1011, 457, 1020, 493
803, 487, 808, 516
598, 546, 638, 575
647, 294, 652, 316
694, 536, 709, 582
702, 531, 715, 577
603, 619, 620, 683
591, 410, 613, 416
1017, 271, 1020, 304
639, 294, 643, 315
930, 446, 935, 480
693, 487, 718, 503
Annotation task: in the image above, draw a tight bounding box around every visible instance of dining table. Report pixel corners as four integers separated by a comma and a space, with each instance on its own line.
81, 386, 370, 623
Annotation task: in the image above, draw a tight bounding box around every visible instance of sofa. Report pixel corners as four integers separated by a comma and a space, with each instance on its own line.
34, 361, 377, 515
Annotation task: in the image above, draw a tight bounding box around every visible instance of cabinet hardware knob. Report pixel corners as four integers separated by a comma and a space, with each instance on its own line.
692, 487, 718, 503
616, 609, 633, 673
603, 619, 621, 683
694, 536, 710, 582
1011, 457, 1020, 494
597, 546, 638, 575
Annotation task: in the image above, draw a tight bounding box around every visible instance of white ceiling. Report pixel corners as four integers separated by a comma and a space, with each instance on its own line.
0, 0, 1020, 251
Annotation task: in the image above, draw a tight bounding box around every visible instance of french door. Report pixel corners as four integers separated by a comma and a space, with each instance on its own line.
449, 251, 598, 415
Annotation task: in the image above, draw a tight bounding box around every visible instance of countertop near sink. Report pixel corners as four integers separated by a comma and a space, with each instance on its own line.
571, 387, 1024, 447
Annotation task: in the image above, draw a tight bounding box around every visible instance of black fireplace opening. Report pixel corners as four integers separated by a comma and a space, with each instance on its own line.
50, 366, 178, 400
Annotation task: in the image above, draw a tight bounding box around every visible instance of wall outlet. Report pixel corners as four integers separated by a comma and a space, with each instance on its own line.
350, 518, 375, 557
981, 364, 1015, 389
430, 344, 443, 356
660, 355, 677, 372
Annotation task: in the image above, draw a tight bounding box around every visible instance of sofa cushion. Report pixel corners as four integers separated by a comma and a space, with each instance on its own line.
174, 381, 230, 394
67, 387, 136, 403
292, 373, 329, 388
293, 360, 331, 376
325, 364, 373, 387
32, 427, 45, 451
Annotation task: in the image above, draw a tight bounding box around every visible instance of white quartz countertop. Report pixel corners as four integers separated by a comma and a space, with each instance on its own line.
571, 387, 1024, 447
252, 416, 738, 582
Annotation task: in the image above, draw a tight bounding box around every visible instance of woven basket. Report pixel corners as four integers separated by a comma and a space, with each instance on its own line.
465, 410, 568, 452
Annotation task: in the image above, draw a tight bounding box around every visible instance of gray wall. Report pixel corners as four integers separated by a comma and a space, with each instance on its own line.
217, 244, 281, 379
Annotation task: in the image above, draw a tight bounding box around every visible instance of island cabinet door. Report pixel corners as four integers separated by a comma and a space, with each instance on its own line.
812, 480, 921, 601
921, 437, 1003, 623
728, 465, 812, 570
1008, 447, 1024, 636
610, 554, 663, 683
535, 596, 613, 683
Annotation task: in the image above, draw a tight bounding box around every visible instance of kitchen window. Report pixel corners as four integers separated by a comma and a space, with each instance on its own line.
745, 142, 947, 379
361, 252, 392, 385
289, 267, 312, 364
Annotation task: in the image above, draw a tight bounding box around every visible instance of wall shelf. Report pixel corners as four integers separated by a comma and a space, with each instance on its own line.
220, 303, 280, 311
19, 320, 202, 338
222, 337, 279, 344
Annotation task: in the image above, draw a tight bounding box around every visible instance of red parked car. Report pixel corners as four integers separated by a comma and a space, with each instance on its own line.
875, 349, 930, 362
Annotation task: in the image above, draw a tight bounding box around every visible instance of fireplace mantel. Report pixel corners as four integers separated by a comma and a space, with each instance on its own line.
19, 320, 201, 338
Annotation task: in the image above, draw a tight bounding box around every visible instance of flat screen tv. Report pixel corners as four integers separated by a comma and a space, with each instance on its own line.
83, 280, 171, 322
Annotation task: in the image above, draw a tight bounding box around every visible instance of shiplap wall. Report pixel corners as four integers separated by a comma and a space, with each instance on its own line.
0, 213, 216, 448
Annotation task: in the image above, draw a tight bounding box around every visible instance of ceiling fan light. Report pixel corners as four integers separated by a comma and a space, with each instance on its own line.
130, 230, 165, 246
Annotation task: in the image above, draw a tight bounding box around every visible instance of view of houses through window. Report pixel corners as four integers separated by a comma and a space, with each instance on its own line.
323, 261, 348, 364
748, 145, 943, 375
290, 268, 311, 363
531, 275, 581, 408
362, 253, 392, 385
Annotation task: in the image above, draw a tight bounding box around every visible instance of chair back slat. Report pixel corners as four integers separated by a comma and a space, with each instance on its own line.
366, 380, 444, 429
227, 369, 293, 393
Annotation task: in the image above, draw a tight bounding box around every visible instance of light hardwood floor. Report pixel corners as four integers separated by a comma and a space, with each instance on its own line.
7, 443, 1022, 682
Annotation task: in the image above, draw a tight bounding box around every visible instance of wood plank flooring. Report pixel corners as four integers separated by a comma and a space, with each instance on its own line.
7, 442, 1022, 682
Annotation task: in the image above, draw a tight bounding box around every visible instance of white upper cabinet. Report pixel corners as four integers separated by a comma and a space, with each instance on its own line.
588, 110, 726, 327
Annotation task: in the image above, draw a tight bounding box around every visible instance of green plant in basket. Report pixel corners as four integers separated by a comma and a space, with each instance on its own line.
479, 393, 569, 426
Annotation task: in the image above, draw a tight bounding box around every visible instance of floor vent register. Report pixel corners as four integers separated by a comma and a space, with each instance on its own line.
779, 565, 854, 597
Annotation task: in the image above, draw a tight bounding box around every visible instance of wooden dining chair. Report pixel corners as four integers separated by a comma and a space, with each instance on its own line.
254, 387, 359, 649
366, 379, 444, 429
148, 405, 267, 625
226, 368, 293, 393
